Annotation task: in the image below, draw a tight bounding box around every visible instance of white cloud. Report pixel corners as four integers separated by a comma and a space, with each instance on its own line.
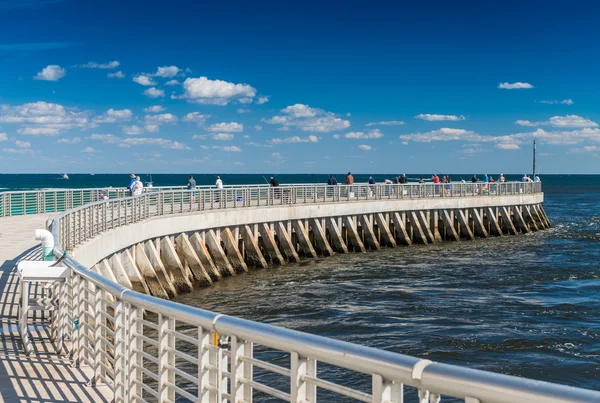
515, 115, 597, 128
120, 137, 190, 149
343, 129, 383, 139
498, 82, 534, 89
133, 75, 156, 86
222, 145, 241, 152
183, 112, 210, 124
145, 124, 159, 133
56, 137, 80, 144
270, 135, 320, 144
399, 128, 476, 142
122, 125, 144, 135
165, 79, 180, 86
0, 133, 7, 141
272, 152, 283, 159
89, 133, 120, 144
265, 104, 350, 133
143, 87, 165, 98
496, 143, 520, 150
207, 122, 243, 132
415, 114, 465, 121
539, 99, 574, 105
34, 65, 66, 81
236, 108, 251, 114
192, 134, 207, 140
82, 147, 96, 153
570, 145, 597, 153
212, 133, 234, 140
178, 76, 257, 105
144, 105, 165, 113
154, 66, 180, 78
3, 148, 35, 155
254, 125, 263, 131
0, 101, 91, 134
18, 127, 60, 135
358, 145, 372, 150
93, 108, 133, 123
256, 96, 269, 104
78, 61, 120, 69
365, 120, 405, 126
15, 140, 30, 148
107, 71, 125, 79
145, 113, 177, 124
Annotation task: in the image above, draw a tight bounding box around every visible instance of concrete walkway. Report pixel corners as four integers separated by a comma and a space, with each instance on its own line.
0, 214, 112, 402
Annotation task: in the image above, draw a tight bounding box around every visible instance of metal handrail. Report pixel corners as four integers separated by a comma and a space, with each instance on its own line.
46, 181, 600, 402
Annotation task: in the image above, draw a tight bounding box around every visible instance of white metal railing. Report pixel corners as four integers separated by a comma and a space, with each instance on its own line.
1, 181, 540, 217
45, 181, 600, 402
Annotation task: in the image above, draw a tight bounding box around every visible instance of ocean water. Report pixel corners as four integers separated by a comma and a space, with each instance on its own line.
2, 174, 598, 396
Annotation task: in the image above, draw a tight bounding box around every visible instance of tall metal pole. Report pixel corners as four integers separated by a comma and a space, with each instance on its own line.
533, 140, 536, 178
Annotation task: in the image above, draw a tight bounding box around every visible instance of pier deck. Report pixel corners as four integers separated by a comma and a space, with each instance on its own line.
0, 214, 112, 402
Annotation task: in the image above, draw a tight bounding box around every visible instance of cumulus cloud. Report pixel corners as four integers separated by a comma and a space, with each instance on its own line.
182, 112, 210, 125
165, 79, 180, 86
221, 145, 241, 152
0, 133, 7, 141
144, 105, 165, 113
145, 124, 159, 133
358, 145, 372, 150
498, 82, 534, 89
256, 96, 269, 104
236, 108, 251, 114
145, 113, 177, 124
18, 127, 60, 135
34, 65, 66, 81
341, 129, 384, 139
3, 148, 35, 155
399, 128, 476, 142
365, 121, 405, 127
154, 66, 180, 78
539, 99, 574, 105
207, 122, 243, 132
82, 147, 96, 153
93, 108, 133, 123
570, 145, 597, 153
0, 101, 91, 134
143, 87, 165, 98
496, 143, 520, 150
89, 133, 120, 144
133, 75, 156, 86
178, 76, 257, 105
415, 114, 465, 121
265, 104, 350, 133
212, 133, 234, 140
515, 115, 597, 128
15, 140, 30, 148
122, 125, 144, 135
56, 137, 80, 144
107, 71, 125, 79
120, 137, 190, 149
270, 135, 319, 144
78, 61, 120, 69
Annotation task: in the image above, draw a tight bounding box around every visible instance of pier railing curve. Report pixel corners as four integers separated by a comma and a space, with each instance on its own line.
46, 181, 600, 402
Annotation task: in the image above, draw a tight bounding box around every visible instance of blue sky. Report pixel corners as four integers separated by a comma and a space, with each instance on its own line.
1, 0, 599, 174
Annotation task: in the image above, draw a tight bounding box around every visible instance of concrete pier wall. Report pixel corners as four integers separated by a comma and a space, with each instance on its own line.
76, 193, 549, 300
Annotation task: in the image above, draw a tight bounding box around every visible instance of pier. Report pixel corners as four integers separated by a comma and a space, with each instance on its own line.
1, 182, 599, 402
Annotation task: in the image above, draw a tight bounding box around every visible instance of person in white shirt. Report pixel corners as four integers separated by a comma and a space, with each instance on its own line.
499, 173, 506, 183
132, 176, 144, 196
522, 174, 529, 182
215, 176, 223, 189
534, 175, 541, 182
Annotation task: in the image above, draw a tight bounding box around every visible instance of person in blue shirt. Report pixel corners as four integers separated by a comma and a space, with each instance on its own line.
127, 174, 136, 196
484, 173, 489, 183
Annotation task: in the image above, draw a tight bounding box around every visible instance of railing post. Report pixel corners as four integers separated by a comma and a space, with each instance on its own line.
158, 314, 175, 402
92, 283, 104, 387
70, 273, 81, 366
199, 326, 217, 402
129, 307, 143, 401
114, 299, 128, 402
372, 373, 403, 403
290, 352, 316, 402
231, 336, 253, 402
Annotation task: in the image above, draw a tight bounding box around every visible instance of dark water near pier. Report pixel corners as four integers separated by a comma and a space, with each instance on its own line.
2, 174, 599, 396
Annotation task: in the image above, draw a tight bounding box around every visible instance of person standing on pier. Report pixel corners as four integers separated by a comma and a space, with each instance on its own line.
127, 174, 136, 196
132, 176, 144, 196
215, 176, 224, 189
499, 173, 506, 183
345, 172, 354, 198
471, 174, 478, 183
327, 174, 338, 198
269, 176, 281, 199
187, 175, 197, 203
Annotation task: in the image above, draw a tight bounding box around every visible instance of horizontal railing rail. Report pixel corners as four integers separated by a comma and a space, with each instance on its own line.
46, 180, 600, 402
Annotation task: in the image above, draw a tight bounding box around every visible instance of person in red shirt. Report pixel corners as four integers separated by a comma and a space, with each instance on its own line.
432, 174, 440, 184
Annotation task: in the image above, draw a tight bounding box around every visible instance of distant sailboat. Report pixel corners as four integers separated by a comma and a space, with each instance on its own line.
62, 173, 69, 180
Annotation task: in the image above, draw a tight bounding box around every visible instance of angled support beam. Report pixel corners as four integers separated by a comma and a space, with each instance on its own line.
277, 222, 301, 262
470, 208, 489, 238
486, 207, 503, 236
500, 206, 518, 235
309, 219, 335, 256
409, 211, 428, 244
189, 232, 221, 280
325, 217, 349, 253
292, 220, 318, 258
119, 249, 151, 295
360, 215, 380, 250
134, 243, 170, 299
144, 240, 178, 298
392, 212, 412, 246
535, 204, 551, 228
523, 205, 540, 231
109, 253, 134, 289
430, 211, 443, 242
241, 225, 269, 268
375, 213, 397, 247
512, 205, 530, 234
175, 233, 213, 285
531, 204, 547, 229
417, 211, 436, 243
160, 237, 194, 293
342, 216, 366, 252
456, 209, 475, 240
221, 227, 248, 273
259, 223, 287, 264
440, 209, 460, 241
205, 229, 236, 277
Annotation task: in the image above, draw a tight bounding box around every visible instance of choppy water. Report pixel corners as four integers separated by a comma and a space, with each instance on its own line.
2, 174, 598, 395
